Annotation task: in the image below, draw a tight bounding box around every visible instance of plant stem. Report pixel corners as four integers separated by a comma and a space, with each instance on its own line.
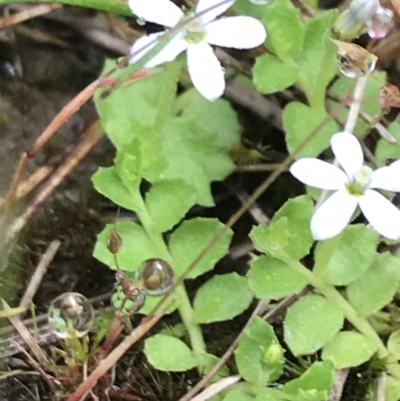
284, 256, 400, 379
132, 192, 207, 370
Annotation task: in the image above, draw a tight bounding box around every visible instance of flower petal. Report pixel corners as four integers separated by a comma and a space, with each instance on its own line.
130, 33, 187, 68
196, 0, 234, 25
128, 0, 183, 27
187, 42, 224, 101
205, 16, 266, 49
311, 190, 358, 240
369, 166, 400, 191
290, 159, 347, 190
359, 189, 400, 240
331, 132, 364, 179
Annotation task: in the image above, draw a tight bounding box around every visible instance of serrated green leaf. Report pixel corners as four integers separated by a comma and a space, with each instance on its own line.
283, 361, 335, 401
388, 329, 400, 361
322, 331, 377, 369
262, 0, 304, 60
145, 180, 196, 233
328, 72, 386, 138
169, 218, 233, 279
204, 354, 230, 383
255, 393, 282, 401
223, 390, 255, 401
235, 317, 284, 386
270, 195, 314, 259
161, 117, 235, 206
314, 225, 378, 286
144, 334, 197, 371
347, 252, 400, 317
174, 89, 241, 148
253, 54, 299, 94
295, 10, 338, 106
93, 221, 162, 271
193, 273, 253, 323
284, 294, 344, 355
114, 139, 142, 191
92, 167, 138, 211
376, 122, 400, 165
284, 102, 340, 158
248, 255, 308, 299
250, 218, 289, 258
386, 376, 400, 401
95, 68, 170, 148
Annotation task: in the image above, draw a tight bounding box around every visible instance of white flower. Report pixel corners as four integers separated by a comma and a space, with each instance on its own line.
128, 0, 266, 101
290, 132, 400, 240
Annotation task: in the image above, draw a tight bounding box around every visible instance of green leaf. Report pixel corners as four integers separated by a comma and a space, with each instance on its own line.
284, 102, 340, 158
284, 294, 344, 355
223, 390, 255, 401
95, 68, 170, 147
145, 180, 196, 233
271, 195, 314, 259
294, 10, 338, 106
262, 0, 304, 60
328, 72, 386, 138
92, 167, 138, 211
169, 218, 233, 279
93, 221, 162, 271
161, 117, 235, 206
253, 54, 299, 94
235, 317, 284, 385
248, 255, 308, 299
114, 139, 142, 192
386, 376, 400, 401
144, 334, 197, 372
322, 331, 377, 369
376, 121, 400, 165
204, 354, 230, 383
388, 329, 400, 361
255, 393, 283, 401
314, 225, 378, 286
233, 0, 266, 19
282, 361, 335, 401
250, 195, 314, 260
347, 252, 400, 317
174, 89, 241, 148
193, 273, 253, 323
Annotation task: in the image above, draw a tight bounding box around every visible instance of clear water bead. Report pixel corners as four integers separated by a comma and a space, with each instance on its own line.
48, 293, 94, 339
136, 17, 146, 26
112, 284, 146, 315
338, 53, 376, 78
136, 258, 174, 296
367, 5, 394, 39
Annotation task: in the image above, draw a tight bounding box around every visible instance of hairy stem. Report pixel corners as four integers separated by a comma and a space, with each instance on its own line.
132, 192, 207, 370
283, 255, 400, 379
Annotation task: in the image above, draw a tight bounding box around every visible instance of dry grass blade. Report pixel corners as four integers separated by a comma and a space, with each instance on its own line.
189, 376, 241, 401
0, 4, 62, 28
3, 299, 49, 367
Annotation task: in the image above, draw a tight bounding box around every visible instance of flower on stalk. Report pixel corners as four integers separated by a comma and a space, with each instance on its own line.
128, 0, 266, 101
290, 132, 400, 241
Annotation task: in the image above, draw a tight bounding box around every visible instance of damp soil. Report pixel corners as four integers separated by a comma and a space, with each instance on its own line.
0, 4, 395, 401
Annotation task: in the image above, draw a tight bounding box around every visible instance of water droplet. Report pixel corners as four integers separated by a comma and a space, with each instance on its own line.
136, 259, 174, 296
248, 0, 269, 4
107, 229, 122, 254
136, 17, 146, 26
112, 284, 145, 315
48, 293, 94, 339
367, 5, 394, 39
337, 52, 376, 78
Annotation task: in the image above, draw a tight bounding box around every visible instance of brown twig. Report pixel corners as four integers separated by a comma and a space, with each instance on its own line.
328, 369, 350, 401
5, 123, 103, 244
66, 299, 175, 401
19, 240, 61, 309
0, 4, 62, 28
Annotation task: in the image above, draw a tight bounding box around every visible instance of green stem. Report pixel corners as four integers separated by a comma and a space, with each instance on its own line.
283, 256, 400, 379
132, 192, 207, 370
153, 59, 183, 133
0, 0, 131, 15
